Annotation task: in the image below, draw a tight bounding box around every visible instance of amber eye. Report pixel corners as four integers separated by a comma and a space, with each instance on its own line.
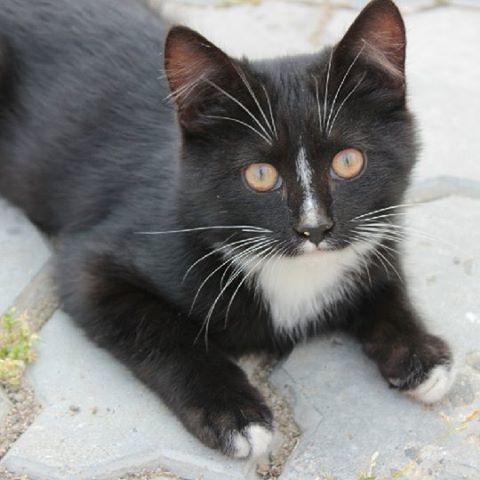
331, 148, 365, 180
243, 163, 282, 192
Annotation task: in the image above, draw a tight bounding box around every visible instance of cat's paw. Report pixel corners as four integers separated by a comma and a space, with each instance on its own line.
406, 362, 456, 404
230, 424, 273, 458
384, 334, 455, 404
184, 388, 274, 458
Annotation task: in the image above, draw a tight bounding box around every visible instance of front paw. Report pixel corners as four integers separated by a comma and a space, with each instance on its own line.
184, 390, 273, 458
382, 334, 456, 404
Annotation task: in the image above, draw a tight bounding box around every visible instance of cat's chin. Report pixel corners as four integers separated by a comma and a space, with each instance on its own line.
301, 240, 338, 255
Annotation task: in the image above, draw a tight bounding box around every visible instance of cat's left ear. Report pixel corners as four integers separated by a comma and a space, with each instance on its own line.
335, 0, 406, 89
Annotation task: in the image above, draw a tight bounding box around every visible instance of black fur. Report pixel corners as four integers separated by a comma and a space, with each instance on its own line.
0, 0, 452, 456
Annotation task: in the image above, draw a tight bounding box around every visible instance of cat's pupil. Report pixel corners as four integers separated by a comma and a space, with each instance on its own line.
257, 166, 267, 180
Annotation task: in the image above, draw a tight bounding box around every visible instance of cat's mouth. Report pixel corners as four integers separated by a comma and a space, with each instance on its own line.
301, 239, 337, 254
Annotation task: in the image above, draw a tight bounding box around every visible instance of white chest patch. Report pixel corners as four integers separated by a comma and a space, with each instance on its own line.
253, 242, 370, 336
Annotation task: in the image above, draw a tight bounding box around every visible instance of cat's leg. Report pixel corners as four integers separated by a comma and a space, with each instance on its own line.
57, 247, 273, 458
349, 282, 456, 403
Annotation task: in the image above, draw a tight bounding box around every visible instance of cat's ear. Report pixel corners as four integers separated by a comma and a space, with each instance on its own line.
164, 26, 238, 130
335, 0, 406, 88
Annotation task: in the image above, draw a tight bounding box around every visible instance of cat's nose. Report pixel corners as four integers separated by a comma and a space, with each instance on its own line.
294, 222, 333, 246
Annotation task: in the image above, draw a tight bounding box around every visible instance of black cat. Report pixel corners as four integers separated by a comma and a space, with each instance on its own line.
0, 0, 455, 458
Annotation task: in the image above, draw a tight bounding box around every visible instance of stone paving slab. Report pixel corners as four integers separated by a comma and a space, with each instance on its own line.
0, 199, 51, 316
0, 311, 259, 480
0, 388, 11, 427
271, 196, 480, 479
161, 0, 330, 59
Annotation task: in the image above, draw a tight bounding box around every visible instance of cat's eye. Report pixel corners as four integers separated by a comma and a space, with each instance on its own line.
331, 148, 365, 180
243, 163, 282, 192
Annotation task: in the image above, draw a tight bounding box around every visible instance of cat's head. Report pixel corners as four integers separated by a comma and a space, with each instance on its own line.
164, 0, 417, 259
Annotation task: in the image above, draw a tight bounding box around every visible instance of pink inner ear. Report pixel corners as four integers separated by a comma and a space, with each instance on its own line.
339, 0, 406, 82
360, 13, 405, 79
165, 41, 214, 96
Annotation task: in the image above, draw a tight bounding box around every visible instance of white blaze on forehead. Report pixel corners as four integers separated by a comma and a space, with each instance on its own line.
296, 147, 320, 225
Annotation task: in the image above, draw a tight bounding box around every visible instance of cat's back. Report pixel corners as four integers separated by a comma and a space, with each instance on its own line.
0, 0, 176, 233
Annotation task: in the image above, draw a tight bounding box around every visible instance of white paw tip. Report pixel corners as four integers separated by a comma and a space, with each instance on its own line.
231, 424, 273, 459
245, 424, 273, 458
231, 431, 251, 458
408, 363, 456, 404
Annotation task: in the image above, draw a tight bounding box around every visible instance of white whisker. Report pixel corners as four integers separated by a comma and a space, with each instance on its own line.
323, 49, 334, 131
164, 75, 203, 103
205, 79, 273, 142
354, 212, 409, 223
232, 65, 275, 138
262, 84, 278, 138
204, 114, 272, 145
351, 203, 418, 222
327, 72, 366, 136
135, 225, 272, 235
355, 227, 406, 244
189, 237, 272, 317
195, 240, 278, 348
349, 231, 402, 283
313, 76, 323, 134
357, 223, 455, 249
326, 45, 365, 133
183, 236, 256, 283
373, 246, 403, 283
223, 242, 284, 327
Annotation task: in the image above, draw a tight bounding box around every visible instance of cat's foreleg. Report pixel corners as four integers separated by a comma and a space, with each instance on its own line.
349, 282, 456, 403
58, 248, 273, 458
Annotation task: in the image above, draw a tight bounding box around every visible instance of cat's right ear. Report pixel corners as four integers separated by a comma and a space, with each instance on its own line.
164, 26, 237, 130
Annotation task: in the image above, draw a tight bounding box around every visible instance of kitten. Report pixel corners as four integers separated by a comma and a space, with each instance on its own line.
0, 0, 455, 458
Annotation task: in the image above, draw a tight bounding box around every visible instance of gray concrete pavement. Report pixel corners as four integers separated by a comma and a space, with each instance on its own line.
1, 1, 479, 479
0, 389, 11, 427
0, 199, 51, 316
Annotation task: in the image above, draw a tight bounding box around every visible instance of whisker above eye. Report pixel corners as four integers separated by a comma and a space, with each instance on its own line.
204, 79, 273, 143
203, 114, 272, 145
326, 44, 365, 135
231, 64, 276, 139
261, 84, 278, 139
323, 49, 334, 132
313, 76, 323, 134
327, 72, 366, 137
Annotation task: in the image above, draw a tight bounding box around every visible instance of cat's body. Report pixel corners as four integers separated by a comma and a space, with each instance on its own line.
0, 0, 455, 458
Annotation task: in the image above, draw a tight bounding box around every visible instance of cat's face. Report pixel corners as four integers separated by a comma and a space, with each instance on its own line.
166, 0, 417, 258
